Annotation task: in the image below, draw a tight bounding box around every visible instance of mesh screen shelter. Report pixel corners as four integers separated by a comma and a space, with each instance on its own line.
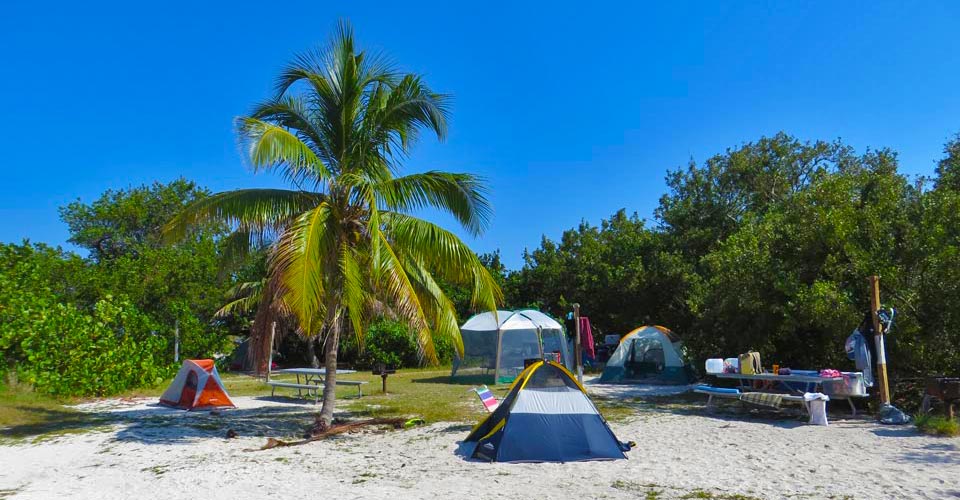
453, 310, 571, 385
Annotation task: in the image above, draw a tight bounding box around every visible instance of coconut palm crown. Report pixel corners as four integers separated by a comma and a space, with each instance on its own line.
165, 21, 501, 430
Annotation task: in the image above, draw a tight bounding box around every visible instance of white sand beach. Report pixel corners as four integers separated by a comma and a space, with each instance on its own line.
1, 389, 957, 500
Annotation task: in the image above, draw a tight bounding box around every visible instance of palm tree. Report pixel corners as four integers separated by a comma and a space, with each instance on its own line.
166, 20, 501, 431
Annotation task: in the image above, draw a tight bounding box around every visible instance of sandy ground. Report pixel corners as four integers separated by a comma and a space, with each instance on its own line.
1, 386, 958, 500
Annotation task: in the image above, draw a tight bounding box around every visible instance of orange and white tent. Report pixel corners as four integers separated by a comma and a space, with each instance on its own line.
159, 359, 235, 410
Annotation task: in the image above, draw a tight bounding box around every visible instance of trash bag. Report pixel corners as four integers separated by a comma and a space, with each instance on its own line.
878, 403, 911, 425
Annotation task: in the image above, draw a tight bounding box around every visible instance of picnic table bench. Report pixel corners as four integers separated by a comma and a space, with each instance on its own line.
267, 368, 368, 403
694, 385, 806, 408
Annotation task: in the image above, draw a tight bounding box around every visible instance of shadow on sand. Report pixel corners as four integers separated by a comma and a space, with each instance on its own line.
3, 396, 357, 445
0, 406, 114, 439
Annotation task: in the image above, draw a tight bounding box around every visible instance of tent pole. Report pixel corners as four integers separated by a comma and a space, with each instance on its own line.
574, 303, 583, 384
869, 276, 891, 406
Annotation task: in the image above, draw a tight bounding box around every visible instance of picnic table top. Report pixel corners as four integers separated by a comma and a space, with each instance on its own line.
274, 368, 357, 375
713, 372, 842, 383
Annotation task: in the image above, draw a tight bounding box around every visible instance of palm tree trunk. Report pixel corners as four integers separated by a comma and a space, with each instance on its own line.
313, 312, 340, 434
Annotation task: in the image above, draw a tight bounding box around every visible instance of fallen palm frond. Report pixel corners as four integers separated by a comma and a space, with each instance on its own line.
246, 417, 408, 451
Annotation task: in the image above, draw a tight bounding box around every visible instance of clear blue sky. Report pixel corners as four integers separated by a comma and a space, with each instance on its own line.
2, 1, 958, 269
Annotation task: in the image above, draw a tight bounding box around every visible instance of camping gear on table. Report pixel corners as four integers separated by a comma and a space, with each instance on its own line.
739, 351, 762, 375
724, 357, 739, 373
465, 361, 629, 462
822, 372, 868, 397
705, 358, 725, 374
599, 325, 694, 384
160, 359, 235, 410
804, 393, 830, 426
452, 310, 572, 384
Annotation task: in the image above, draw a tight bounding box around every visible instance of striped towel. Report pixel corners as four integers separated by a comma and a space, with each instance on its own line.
739, 392, 784, 409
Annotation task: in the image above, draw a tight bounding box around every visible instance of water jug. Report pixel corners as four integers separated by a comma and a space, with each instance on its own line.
705, 358, 724, 374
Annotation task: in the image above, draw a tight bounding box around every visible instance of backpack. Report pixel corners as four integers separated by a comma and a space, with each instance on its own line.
739, 351, 762, 375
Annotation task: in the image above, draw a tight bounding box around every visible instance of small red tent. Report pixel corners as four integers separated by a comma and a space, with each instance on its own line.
159, 359, 235, 410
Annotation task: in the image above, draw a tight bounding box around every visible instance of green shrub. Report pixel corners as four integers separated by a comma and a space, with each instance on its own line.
353, 319, 420, 369
341, 318, 463, 369
15, 296, 175, 397
915, 413, 960, 437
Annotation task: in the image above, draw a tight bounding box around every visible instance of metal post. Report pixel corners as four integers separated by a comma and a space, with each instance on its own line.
573, 303, 582, 384
868, 276, 891, 406
174, 320, 179, 363
494, 326, 503, 385
267, 321, 276, 382
536, 326, 544, 360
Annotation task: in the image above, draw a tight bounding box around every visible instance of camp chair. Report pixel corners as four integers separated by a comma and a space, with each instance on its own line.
470, 385, 499, 412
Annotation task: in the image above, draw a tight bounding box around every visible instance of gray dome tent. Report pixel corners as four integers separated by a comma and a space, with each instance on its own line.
452, 310, 572, 384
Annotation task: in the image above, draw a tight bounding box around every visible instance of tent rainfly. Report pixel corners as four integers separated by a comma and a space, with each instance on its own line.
159, 359, 235, 410
464, 360, 630, 462
454, 310, 571, 384
599, 325, 694, 384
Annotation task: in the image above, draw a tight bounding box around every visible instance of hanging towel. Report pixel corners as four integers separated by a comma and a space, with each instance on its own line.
845, 329, 874, 387
739, 392, 783, 409
579, 317, 596, 361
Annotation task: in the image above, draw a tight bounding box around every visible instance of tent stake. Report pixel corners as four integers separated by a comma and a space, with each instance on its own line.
868, 276, 891, 406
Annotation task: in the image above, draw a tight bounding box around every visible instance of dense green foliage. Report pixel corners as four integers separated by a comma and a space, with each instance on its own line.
0, 180, 243, 396
504, 132, 960, 378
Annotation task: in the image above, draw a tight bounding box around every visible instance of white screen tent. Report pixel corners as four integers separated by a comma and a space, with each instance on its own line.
452, 310, 572, 384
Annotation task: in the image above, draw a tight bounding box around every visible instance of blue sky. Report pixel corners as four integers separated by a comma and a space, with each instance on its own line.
2, 1, 958, 269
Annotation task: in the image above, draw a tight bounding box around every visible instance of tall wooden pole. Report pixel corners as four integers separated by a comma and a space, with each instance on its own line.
868, 276, 891, 406
573, 303, 583, 384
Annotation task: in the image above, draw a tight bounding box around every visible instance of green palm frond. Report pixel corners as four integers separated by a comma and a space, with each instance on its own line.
381, 212, 502, 312
163, 189, 323, 243
237, 117, 333, 186
374, 171, 491, 236
340, 244, 368, 350
400, 255, 465, 359
372, 229, 430, 340
214, 280, 264, 319
270, 202, 337, 335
